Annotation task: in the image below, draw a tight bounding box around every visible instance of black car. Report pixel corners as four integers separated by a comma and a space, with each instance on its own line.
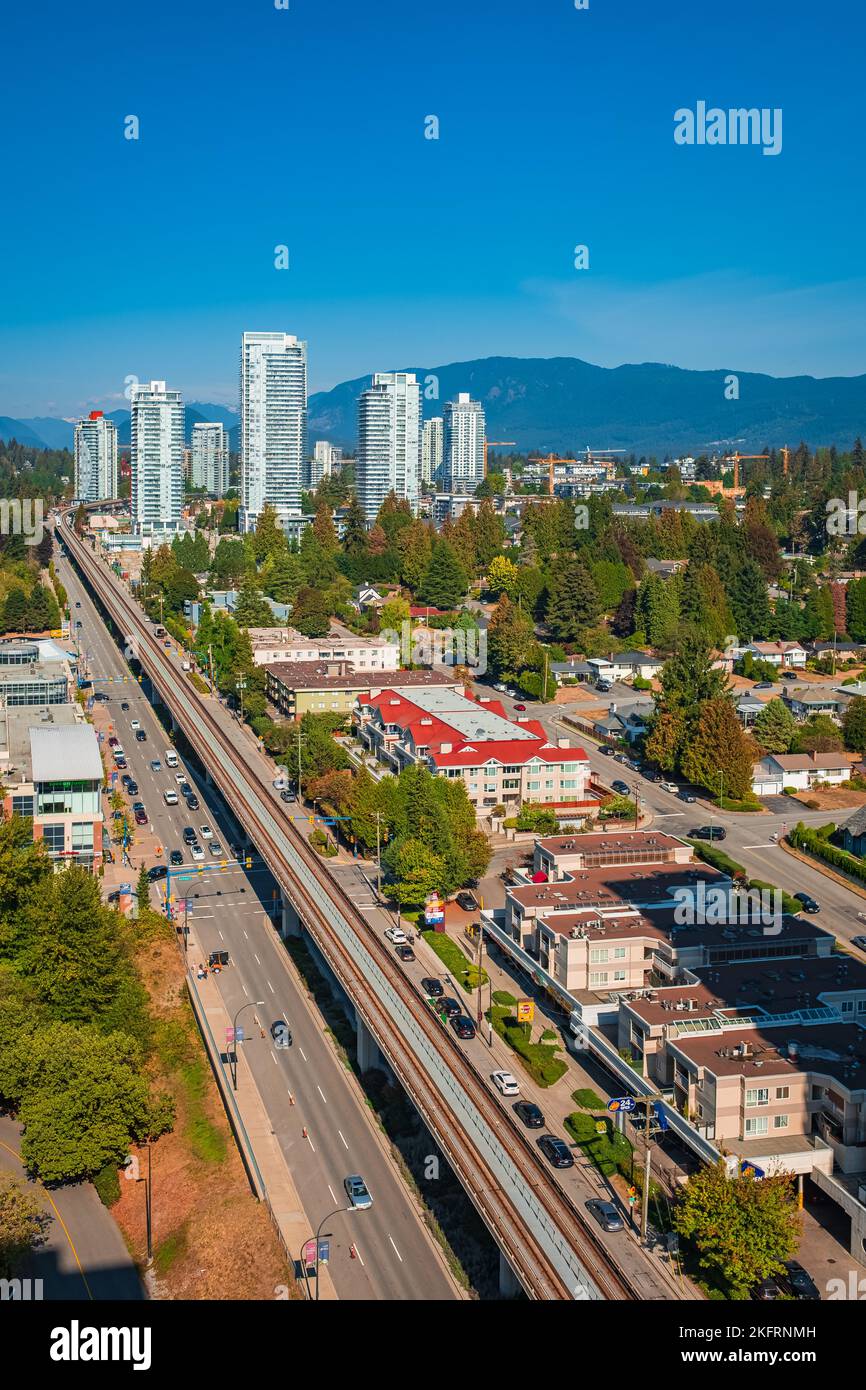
93, 692, 110, 702
169, 849, 184, 866
611, 779, 630, 795
148, 865, 168, 882
185, 794, 200, 811
120, 773, 132, 787
126, 781, 139, 796
450, 1014, 476, 1040
439, 996, 462, 1018
456, 891, 477, 912
121, 701, 129, 711
514, 1100, 545, 1129
179, 781, 192, 797
600, 745, 615, 756
396, 943, 415, 961
422, 977, 444, 998
780, 1260, 820, 1301
182, 827, 197, 844
537, 1134, 574, 1169
279, 789, 296, 803
135, 729, 147, 742
690, 825, 726, 841
793, 892, 820, 914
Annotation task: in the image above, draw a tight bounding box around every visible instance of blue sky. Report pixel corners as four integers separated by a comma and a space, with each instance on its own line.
1, 0, 863, 416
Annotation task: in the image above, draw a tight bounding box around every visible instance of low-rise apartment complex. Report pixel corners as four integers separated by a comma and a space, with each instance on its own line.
0, 705, 104, 869
249, 627, 400, 670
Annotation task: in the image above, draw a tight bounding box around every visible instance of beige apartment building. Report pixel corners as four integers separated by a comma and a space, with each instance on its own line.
249, 627, 400, 670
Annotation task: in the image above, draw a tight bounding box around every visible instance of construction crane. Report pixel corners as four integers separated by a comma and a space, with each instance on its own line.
484, 441, 516, 476
725, 451, 770, 490
529, 450, 625, 495
781, 444, 790, 477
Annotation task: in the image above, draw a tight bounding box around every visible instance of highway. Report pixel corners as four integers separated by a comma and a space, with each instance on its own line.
59, 548, 459, 1302
58, 518, 642, 1301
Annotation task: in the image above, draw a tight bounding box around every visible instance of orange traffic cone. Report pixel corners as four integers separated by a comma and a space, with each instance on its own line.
349, 1244, 357, 1259
302, 1126, 308, 1139
288, 1093, 295, 1106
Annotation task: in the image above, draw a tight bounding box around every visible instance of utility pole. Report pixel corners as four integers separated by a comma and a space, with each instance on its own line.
297, 719, 303, 794
641, 1095, 655, 1246
633, 780, 640, 831
208, 643, 215, 693
375, 810, 383, 898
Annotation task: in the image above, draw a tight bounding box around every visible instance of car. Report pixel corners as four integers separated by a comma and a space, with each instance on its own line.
852, 936, 866, 952
270, 1020, 293, 1049
585, 1198, 625, 1232
185, 794, 200, 811
596, 681, 612, 693
75, 600, 81, 608
396, 943, 415, 961
209, 840, 224, 856
780, 1260, 820, 1301
677, 791, 697, 802
175, 773, 187, 784
344, 1174, 373, 1210
513, 1100, 545, 1128
169, 849, 184, 866
114, 758, 127, 771
134, 809, 148, 826
272, 777, 285, 789
514, 702, 527, 712
279, 789, 296, 803
150, 759, 162, 772
615, 752, 629, 764
690, 825, 726, 841
384, 926, 407, 944
179, 781, 192, 797
450, 1014, 476, 1040
199, 825, 213, 839
505, 688, 517, 698
493, 683, 506, 693
751, 1276, 784, 1301
439, 996, 462, 1018
600, 745, 615, 756
163, 639, 171, 647
126, 781, 139, 796
754, 682, 775, 690
182, 826, 197, 844
135, 729, 147, 742
659, 781, 678, 794
537, 1134, 574, 1169
93, 692, 110, 702
491, 1070, 520, 1096
422, 977, 444, 998
456, 891, 477, 912
132, 801, 145, 813
781, 670, 798, 680
190, 843, 205, 861
130, 720, 141, 729
108, 736, 119, 747
120, 773, 132, 786
793, 892, 820, 913
147, 865, 168, 882
611, 779, 630, 795
121, 701, 129, 711
229, 843, 245, 861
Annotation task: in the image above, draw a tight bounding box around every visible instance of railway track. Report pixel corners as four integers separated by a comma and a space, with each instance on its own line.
61, 513, 652, 1302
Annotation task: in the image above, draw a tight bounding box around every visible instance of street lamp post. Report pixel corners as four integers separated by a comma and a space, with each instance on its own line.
300, 1206, 357, 1301
231, 999, 265, 1090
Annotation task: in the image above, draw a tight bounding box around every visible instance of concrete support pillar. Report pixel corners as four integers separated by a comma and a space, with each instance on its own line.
498, 1251, 521, 1299
280, 898, 302, 939
356, 1017, 383, 1074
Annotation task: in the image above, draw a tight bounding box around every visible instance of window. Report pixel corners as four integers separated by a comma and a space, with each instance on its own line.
589, 948, 609, 963
589, 971, 609, 986
613, 970, 626, 981
41, 824, 65, 853
745, 1088, 769, 1107
613, 947, 627, 959
773, 1114, 789, 1129
744, 1116, 768, 1136
775, 1086, 789, 1100
71, 822, 93, 852
12, 795, 34, 818
527, 781, 541, 791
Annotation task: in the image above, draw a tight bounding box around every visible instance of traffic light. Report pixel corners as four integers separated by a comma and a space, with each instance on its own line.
245, 857, 252, 868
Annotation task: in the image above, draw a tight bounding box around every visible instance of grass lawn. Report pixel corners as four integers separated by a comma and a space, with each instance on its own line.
421, 930, 488, 993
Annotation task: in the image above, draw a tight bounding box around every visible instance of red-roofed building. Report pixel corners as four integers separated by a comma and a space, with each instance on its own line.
354, 683, 596, 816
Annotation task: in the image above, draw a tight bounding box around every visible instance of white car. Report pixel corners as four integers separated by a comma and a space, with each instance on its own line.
199, 825, 213, 839
209, 840, 224, 857
190, 843, 205, 861
163, 789, 179, 806
660, 781, 678, 794
130, 719, 141, 729
491, 1070, 520, 1096
385, 927, 407, 944
175, 773, 187, 784
493, 683, 506, 693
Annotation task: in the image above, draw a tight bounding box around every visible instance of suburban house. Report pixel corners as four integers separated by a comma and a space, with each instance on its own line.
354, 685, 595, 818
587, 651, 663, 685
592, 697, 654, 743
810, 641, 865, 660
643, 558, 685, 578
782, 686, 851, 721
752, 751, 854, 796
745, 640, 808, 669
552, 657, 594, 685
840, 807, 866, 858
735, 694, 765, 727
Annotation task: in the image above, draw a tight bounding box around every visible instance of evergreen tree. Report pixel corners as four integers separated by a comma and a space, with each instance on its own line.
729, 559, 772, 641
291, 586, 330, 637
418, 541, 468, 609
252, 505, 287, 562
342, 493, 368, 555
843, 696, 866, 754
545, 558, 600, 643
487, 596, 535, 678
846, 578, 866, 642
753, 698, 797, 755
680, 698, 757, 801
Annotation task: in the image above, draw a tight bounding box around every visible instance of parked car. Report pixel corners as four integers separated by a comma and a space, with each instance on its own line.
108, 736, 119, 747
456, 891, 477, 912
585, 1199, 624, 1233
169, 849, 184, 866
491, 1070, 520, 1096
690, 825, 726, 841
344, 1174, 373, 1210
782, 671, 798, 680
514, 1100, 545, 1128
134, 809, 148, 826
754, 682, 775, 690
600, 745, 615, 756
659, 781, 678, 793
126, 781, 139, 796
280, 790, 296, 803
450, 1014, 476, 1040
439, 996, 462, 1018
514, 702, 527, 712
384, 926, 407, 944
677, 790, 697, 802
396, 943, 415, 961
793, 891, 820, 913
596, 681, 612, 693
537, 1134, 574, 1169
852, 935, 866, 952
190, 843, 205, 861
611, 779, 630, 795
780, 1260, 820, 1300
270, 1020, 292, 1049
751, 1276, 784, 1301
422, 977, 444, 998
120, 773, 132, 787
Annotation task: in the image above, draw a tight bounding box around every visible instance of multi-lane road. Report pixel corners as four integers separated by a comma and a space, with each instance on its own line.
60, 549, 460, 1302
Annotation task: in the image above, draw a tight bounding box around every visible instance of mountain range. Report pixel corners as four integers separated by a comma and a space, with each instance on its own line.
4, 357, 866, 456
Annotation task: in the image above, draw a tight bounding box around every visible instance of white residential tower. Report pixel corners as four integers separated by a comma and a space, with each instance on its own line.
73, 411, 118, 501
130, 381, 184, 534
356, 372, 421, 521
240, 331, 307, 532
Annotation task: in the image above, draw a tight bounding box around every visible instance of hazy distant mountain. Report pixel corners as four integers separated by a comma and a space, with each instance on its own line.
5, 359, 866, 457
308, 356, 866, 455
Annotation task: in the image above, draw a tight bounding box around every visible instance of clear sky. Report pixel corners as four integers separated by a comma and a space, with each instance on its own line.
1, 0, 863, 416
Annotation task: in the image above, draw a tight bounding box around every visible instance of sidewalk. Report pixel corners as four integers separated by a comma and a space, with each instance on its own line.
182, 916, 337, 1300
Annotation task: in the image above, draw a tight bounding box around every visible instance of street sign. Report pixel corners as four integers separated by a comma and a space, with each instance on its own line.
653, 1102, 669, 1131
302, 1239, 316, 1268
225, 1027, 235, 1044
318, 1239, 330, 1265
607, 1096, 636, 1113
235, 1026, 245, 1044
516, 999, 535, 1024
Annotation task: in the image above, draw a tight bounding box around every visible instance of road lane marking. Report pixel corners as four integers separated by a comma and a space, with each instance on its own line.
338, 1130, 349, 1150
271, 1051, 278, 1064
328, 1184, 337, 1204
743, 844, 778, 850
267, 979, 275, 993
317, 1085, 327, 1104
0, 1138, 94, 1301
299, 1047, 308, 1062
388, 1235, 403, 1263
353, 1243, 365, 1267
254, 953, 261, 965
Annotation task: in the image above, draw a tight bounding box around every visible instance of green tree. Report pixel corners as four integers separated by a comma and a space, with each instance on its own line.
263, 549, 304, 604
291, 586, 330, 637
753, 698, 797, 755
342, 493, 369, 555
252, 504, 287, 562
487, 595, 535, 678
729, 559, 772, 641
486, 555, 520, 599
635, 572, 681, 648
847, 578, 866, 642
545, 558, 600, 643
0, 1172, 49, 1278
674, 1162, 800, 1299
680, 697, 757, 800
387, 838, 446, 909
418, 541, 468, 609
233, 578, 274, 627
136, 864, 151, 910
843, 696, 866, 754
791, 713, 845, 754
